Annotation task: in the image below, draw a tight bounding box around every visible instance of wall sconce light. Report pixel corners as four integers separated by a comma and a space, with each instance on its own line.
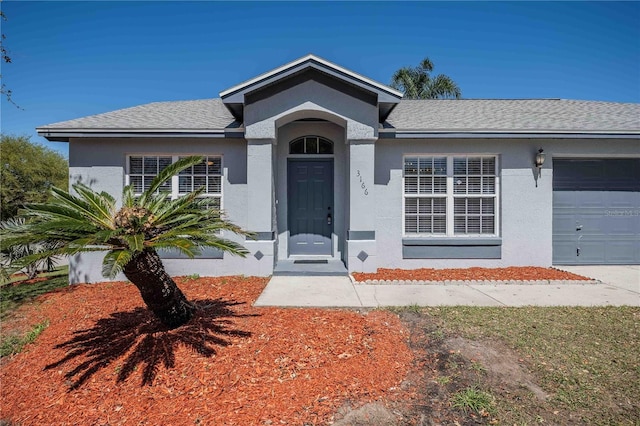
534, 148, 545, 187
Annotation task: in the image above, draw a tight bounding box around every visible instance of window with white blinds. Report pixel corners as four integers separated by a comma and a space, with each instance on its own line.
404, 157, 447, 234
128, 156, 172, 194
403, 156, 498, 236
453, 157, 496, 235
127, 155, 222, 209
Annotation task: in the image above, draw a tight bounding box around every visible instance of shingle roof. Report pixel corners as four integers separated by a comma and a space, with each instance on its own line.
38, 99, 237, 130
385, 99, 640, 133
38, 98, 640, 137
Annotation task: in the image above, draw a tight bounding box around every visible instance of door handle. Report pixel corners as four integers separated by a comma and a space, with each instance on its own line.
327, 213, 332, 225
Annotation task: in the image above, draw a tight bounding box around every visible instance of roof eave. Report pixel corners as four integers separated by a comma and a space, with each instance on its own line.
36, 127, 236, 142
379, 130, 640, 139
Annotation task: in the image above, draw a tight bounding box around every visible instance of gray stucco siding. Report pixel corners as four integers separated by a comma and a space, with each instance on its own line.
67, 137, 266, 282
244, 79, 378, 140
374, 138, 552, 269
373, 137, 639, 269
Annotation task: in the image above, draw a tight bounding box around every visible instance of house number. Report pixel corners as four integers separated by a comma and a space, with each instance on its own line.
356, 169, 369, 196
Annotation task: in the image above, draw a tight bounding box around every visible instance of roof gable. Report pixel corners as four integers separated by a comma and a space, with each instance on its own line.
219, 54, 403, 122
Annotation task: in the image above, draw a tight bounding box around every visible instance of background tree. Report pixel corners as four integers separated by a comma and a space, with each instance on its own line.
1, 156, 252, 328
0, 217, 59, 281
0, 135, 68, 220
0, 10, 18, 106
390, 57, 461, 99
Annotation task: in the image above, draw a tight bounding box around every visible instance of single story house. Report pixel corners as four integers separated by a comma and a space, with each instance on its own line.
37, 55, 640, 283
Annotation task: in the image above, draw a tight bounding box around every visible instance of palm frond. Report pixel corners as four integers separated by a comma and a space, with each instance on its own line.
98, 190, 116, 205
72, 183, 116, 227
426, 74, 462, 99
102, 250, 133, 279
391, 67, 421, 99
194, 237, 250, 257
391, 56, 461, 100
21, 202, 88, 222
123, 234, 145, 251
145, 191, 172, 216
122, 185, 136, 208
49, 186, 114, 229
153, 239, 202, 258
138, 156, 203, 205
419, 57, 434, 73
150, 188, 205, 226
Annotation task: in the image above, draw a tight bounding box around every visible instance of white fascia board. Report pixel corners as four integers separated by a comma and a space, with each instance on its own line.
383, 130, 640, 139
219, 54, 403, 98
36, 128, 229, 138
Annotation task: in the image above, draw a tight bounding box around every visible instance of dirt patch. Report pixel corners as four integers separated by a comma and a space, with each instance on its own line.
333, 402, 398, 425
382, 311, 561, 425
352, 266, 591, 282
446, 336, 548, 401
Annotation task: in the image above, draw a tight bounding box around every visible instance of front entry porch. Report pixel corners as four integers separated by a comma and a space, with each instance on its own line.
272, 258, 349, 276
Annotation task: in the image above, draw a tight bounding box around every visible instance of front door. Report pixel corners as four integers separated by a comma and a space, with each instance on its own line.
288, 159, 334, 255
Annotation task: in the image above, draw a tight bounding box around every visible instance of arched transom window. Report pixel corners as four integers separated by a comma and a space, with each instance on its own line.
289, 136, 333, 155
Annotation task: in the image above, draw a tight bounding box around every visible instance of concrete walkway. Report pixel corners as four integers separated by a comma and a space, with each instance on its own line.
254, 266, 640, 308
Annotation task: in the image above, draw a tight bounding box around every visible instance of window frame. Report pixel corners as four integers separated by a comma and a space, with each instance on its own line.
289, 136, 334, 155
402, 155, 500, 238
125, 154, 223, 210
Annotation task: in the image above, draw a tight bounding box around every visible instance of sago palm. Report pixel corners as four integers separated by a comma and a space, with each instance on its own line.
391, 57, 461, 100
0, 156, 252, 328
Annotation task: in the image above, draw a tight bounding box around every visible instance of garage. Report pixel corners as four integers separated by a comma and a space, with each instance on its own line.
553, 158, 640, 264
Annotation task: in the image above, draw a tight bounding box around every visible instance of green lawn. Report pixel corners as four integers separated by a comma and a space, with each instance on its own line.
428, 306, 640, 425
0, 266, 69, 320
0, 267, 68, 358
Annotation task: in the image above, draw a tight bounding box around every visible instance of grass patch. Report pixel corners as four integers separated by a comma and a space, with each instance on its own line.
0, 266, 68, 320
450, 386, 495, 415
385, 304, 423, 315
1, 266, 68, 287
429, 306, 640, 425
0, 320, 50, 358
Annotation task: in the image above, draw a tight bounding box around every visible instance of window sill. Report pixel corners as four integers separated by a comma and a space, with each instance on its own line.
402, 237, 502, 259
158, 248, 223, 260
402, 237, 502, 246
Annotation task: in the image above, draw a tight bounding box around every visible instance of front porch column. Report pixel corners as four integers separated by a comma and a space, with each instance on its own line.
346, 139, 377, 273
245, 138, 276, 275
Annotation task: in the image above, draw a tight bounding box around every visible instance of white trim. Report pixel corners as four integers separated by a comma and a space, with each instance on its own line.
37, 128, 227, 134
219, 54, 403, 98
383, 131, 640, 139
551, 153, 640, 159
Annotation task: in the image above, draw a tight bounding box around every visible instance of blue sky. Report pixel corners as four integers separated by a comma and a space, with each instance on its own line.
2, 1, 639, 157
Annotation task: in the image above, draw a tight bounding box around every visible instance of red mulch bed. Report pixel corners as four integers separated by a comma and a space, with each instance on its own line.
352, 266, 591, 282
0, 277, 412, 425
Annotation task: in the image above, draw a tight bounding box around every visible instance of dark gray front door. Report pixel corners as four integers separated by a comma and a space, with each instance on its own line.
553, 159, 640, 264
288, 159, 334, 255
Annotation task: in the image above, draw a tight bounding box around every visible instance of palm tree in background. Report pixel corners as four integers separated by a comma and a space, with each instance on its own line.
1, 156, 252, 328
391, 57, 461, 99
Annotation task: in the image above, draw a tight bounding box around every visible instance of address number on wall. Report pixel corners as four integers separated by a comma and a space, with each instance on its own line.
356, 170, 369, 196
